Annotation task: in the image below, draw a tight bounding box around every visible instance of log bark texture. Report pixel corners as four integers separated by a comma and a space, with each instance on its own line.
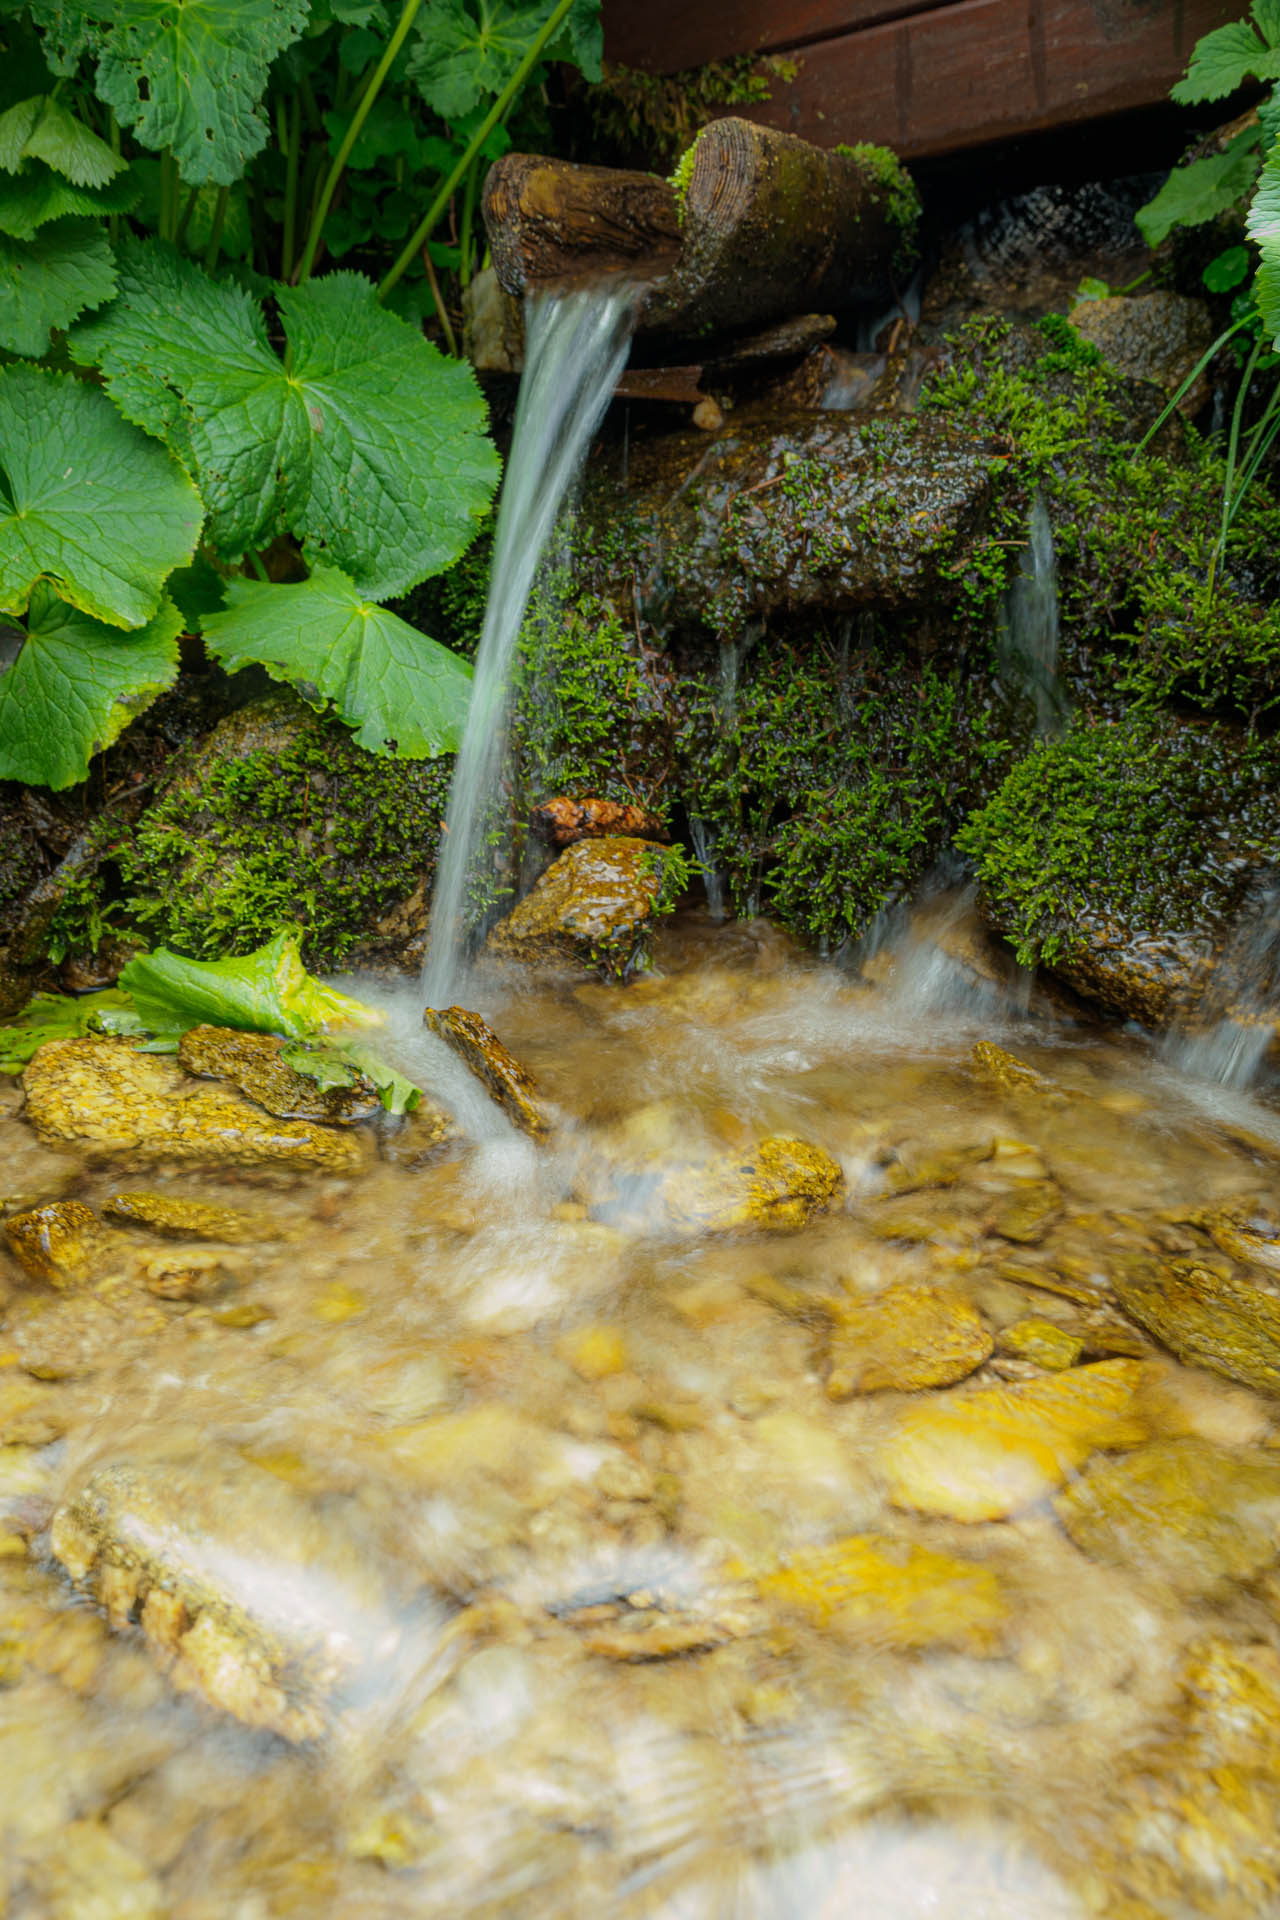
641, 118, 915, 339
482, 155, 681, 295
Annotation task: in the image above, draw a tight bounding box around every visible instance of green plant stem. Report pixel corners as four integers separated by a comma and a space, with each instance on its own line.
1211, 331, 1264, 594
203, 184, 230, 271
378, 0, 576, 302
246, 551, 270, 583
280, 94, 301, 281
174, 185, 199, 247
459, 154, 480, 289
295, 0, 426, 283
421, 242, 459, 355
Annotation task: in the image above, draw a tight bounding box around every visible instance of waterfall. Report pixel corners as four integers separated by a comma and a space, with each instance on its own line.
421, 283, 636, 1008
998, 489, 1065, 736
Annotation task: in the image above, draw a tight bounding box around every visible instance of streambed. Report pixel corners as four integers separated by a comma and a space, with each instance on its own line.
3, 904, 1280, 1918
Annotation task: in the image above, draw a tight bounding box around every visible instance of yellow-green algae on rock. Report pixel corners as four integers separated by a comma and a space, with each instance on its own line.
176, 1025, 380, 1124
758, 1533, 1008, 1654
487, 835, 673, 978
423, 1005, 550, 1139
22, 1037, 363, 1171
881, 1358, 1148, 1520
822, 1281, 992, 1397
1111, 1256, 1280, 1395
102, 1191, 275, 1242
659, 1136, 843, 1233
4, 1199, 108, 1287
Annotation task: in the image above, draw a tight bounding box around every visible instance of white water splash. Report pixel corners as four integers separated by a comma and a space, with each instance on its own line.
422, 283, 637, 1008
998, 488, 1064, 736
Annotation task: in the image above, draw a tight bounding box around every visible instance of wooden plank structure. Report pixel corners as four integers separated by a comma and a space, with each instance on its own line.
601, 0, 1244, 160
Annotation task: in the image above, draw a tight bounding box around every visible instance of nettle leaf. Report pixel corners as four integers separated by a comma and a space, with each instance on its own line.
1249, 136, 1280, 347
0, 363, 202, 626
1255, 0, 1280, 46
1171, 17, 1280, 102
1136, 130, 1263, 245
73, 243, 500, 593
0, 93, 125, 187
200, 565, 473, 757
410, 0, 601, 119
0, 216, 116, 358
32, 0, 311, 186
0, 162, 138, 241
0, 581, 181, 787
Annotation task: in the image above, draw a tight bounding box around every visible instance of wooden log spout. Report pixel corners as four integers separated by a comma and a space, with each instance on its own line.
481, 120, 918, 344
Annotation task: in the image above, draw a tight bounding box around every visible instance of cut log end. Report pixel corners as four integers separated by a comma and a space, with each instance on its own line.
482, 155, 681, 298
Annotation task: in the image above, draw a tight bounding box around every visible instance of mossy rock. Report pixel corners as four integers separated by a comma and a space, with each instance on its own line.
38, 691, 454, 973
959, 711, 1280, 1024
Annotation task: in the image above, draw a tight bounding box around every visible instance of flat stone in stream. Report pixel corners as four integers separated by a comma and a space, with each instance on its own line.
881, 1358, 1148, 1520
759, 1533, 1010, 1655
1055, 1437, 1280, 1597
487, 835, 671, 979
51, 1457, 396, 1742
22, 1038, 363, 1171
424, 1005, 550, 1139
176, 1025, 381, 1124
4, 1200, 109, 1287
659, 1136, 843, 1233
103, 1191, 276, 1242
822, 1281, 992, 1397
1111, 1256, 1280, 1396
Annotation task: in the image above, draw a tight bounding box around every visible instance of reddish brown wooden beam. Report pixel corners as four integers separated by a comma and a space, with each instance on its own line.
604, 0, 1243, 159
602, 0, 939, 71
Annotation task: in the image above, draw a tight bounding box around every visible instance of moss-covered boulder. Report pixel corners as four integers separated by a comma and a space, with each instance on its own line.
36, 692, 453, 974
959, 712, 1280, 1024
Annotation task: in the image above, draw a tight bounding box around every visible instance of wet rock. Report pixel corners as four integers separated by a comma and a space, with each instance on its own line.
22, 1038, 363, 1171
424, 1005, 550, 1139
1068, 292, 1216, 403
996, 1317, 1083, 1370
487, 836, 677, 979
176, 1025, 381, 1123
103, 1191, 274, 1241
4, 1200, 107, 1287
881, 1358, 1148, 1520
822, 1281, 992, 1397
135, 1247, 230, 1300
969, 1042, 1062, 1100
531, 796, 670, 848
759, 1534, 1008, 1654
658, 1136, 843, 1233
1055, 1437, 1280, 1597
5, 1293, 144, 1378
1055, 917, 1214, 1028
1111, 1256, 1280, 1396
374, 1099, 461, 1168
51, 1456, 394, 1742
1203, 1205, 1280, 1273
991, 1181, 1062, 1245
585, 411, 1003, 641
578, 1608, 733, 1662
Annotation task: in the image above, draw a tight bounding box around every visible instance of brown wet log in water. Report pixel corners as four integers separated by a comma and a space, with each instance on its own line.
482, 155, 681, 296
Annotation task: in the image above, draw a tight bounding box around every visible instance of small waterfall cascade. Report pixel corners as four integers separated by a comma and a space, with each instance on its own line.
1165, 885, 1280, 1090
421, 283, 637, 1008
998, 489, 1065, 736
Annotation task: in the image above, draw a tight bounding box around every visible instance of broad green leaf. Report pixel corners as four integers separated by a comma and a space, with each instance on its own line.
0, 216, 115, 356
0, 94, 125, 187
71, 238, 304, 552
0, 987, 143, 1073
1203, 243, 1252, 290
1249, 135, 1280, 347
0, 363, 202, 626
278, 274, 500, 595
1136, 131, 1262, 244
74, 245, 500, 589
0, 582, 180, 787
282, 1038, 422, 1113
410, 0, 601, 118
32, 0, 311, 186
200, 565, 473, 757
1255, 0, 1280, 46
119, 929, 385, 1040
546, 0, 602, 82
1171, 18, 1280, 101
0, 162, 138, 240
166, 553, 226, 628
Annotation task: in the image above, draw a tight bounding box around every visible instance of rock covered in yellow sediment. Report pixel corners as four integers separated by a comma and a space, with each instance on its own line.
103, 1190, 275, 1241
4, 1199, 108, 1287
486, 835, 673, 979
659, 1136, 843, 1233
881, 1358, 1148, 1520
822, 1281, 992, 1397
176, 1024, 380, 1123
970, 1041, 1063, 1100
759, 1533, 1009, 1654
423, 1004, 550, 1139
21, 1038, 363, 1171
1055, 1437, 1280, 1596
1110, 1255, 1280, 1395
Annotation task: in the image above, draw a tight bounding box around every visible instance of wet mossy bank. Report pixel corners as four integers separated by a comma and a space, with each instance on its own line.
5, 288, 1280, 1022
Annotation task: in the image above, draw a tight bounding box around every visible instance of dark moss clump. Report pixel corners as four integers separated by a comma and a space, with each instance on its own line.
833, 142, 922, 269
957, 711, 1280, 969
46, 694, 452, 971
580, 54, 798, 174
677, 633, 1009, 950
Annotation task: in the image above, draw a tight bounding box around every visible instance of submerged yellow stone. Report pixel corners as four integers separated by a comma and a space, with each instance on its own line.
823, 1281, 992, 1397
660, 1136, 843, 1233
759, 1533, 1008, 1653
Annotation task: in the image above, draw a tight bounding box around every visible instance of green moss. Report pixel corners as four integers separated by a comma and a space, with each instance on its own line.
677, 635, 1009, 950
957, 712, 1280, 968
638, 840, 693, 915
46, 697, 453, 971
668, 138, 699, 222
584, 55, 798, 174
834, 141, 922, 268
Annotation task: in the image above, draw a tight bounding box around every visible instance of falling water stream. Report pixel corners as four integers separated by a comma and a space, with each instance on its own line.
421, 284, 637, 1009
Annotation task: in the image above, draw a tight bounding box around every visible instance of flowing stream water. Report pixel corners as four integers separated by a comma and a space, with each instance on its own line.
421, 283, 637, 1009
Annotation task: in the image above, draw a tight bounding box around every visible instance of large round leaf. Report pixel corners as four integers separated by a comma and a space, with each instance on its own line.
0, 363, 202, 626
0, 582, 181, 787
200, 565, 472, 757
